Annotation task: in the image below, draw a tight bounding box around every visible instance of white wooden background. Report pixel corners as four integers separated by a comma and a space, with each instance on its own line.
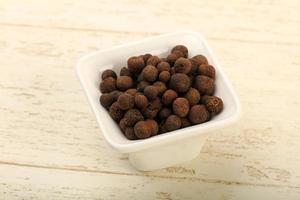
1, 0, 300, 199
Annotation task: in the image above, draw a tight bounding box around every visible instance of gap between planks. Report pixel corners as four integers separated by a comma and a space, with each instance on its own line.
1, 160, 299, 190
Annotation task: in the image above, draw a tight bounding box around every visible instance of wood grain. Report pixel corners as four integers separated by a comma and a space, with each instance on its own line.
0, 0, 300, 199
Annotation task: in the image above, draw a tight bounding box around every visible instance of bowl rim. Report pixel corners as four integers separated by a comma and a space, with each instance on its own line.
76, 30, 241, 153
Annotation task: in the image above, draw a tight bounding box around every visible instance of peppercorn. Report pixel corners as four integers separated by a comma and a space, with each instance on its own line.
166, 53, 179, 66
137, 81, 150, 92
188, 105, 210, 124
102, 69, 117, 80
202, 95, 223, 114
123, 108, 144, 126
172, 97, 190, 117
198, 64, 216, 79
181, 118, 192, 128
134, 120, 158, 139
141, 98, 161, 119
188, 58, 199, 75
134, 93, 148, 109
127, 56, 145, 74
165, 115, 182, 131
146, 56, 161, 66
192, 55, 208, 65
153, 81, 167, 95
99, 77, 116, 93
149, 97, 162, 110
124, 127, 137, 140
109, 102, 124, 122
117, 93, 135, 110
142, 65, 158, 82
194, 75, 214, 95
119, 118, 127, 132
157, 62, 171, 72
162, 89, 178, 106
169, 73, 191, 93
125, 88, 138, 96
100, 90, 122, 109
159, 71, 171, 83
174, 58, 192, 74
116, 76, 133, 91
144, 85, 159, 100
185, 88, 201, 106
159, 107, 172, 119
171, 45, 188, 58
120, 67, 132, 77
142, 53, 152, 63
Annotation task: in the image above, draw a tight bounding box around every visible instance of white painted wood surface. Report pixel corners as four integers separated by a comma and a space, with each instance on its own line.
0, 0, 300, 199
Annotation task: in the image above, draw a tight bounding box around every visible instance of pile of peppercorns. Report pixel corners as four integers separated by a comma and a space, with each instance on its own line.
99, 45, 223, 140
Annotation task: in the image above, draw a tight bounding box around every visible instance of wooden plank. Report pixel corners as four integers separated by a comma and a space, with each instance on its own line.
1, 164, 300, 200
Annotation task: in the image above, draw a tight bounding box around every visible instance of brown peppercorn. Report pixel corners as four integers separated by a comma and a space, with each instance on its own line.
127, 56, 145, 74
171, 45, 188, 58
134, 94, 148, 109
149, 97, 162, 110
159, 107, 172, 119
119, 118, 127, 132
185, 88, 201, 106
116, 76, 133, 91
159, 71, 171, 83
202, 95, 223, 114
162, 89, 178, 106
189, 58, 199, 75
100, 90, 122, 109
137, 81, 150, 92
142, 65, 158, 82
188, 105, 210, 124
117, 93, 135, 110
109, 102, 124, 122
123, 108, 144, 126
166, 53, 179, 66
120, 67, 132, 77
142, 53, 152, 63
165, 115, 182, 131
153, 81, 167, 95
192, 55, 208, 65
101, 69, 117, 80
194, 75, 214, 95
125, 88, 138, 96
174, 58, 192, 74
181, 118, 192, 128
169, 73, 191, 93
146, 56, 161, 67
134, 120, 158, 139
141, 98, 161, 119
172, 97, 190, 117
144, 85, 159, 100
124, 127, 137, 140
157, 62, 171, 72
198, 64, 216, 79
100, 77, 117, 93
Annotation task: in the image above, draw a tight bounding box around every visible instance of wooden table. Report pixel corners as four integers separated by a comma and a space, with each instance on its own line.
1, 0, 300, 199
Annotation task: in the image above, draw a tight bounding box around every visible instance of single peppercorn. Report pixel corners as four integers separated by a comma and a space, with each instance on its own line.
192, 55, 208, 65
194, 75, 214, 95
120, 67, 132, 77
125, 88, 138, 96
157, 62, 171, 72
166, 53, 179, 66
202, 95, 223, 114
188, 58, 199, 75
123, 108, 144, 126
100, 90, 122, 109
109, 102, 124, 122
162, 89, 178, 106
159, 107, 172, 119
102, 69, 117, 80
124, 127, 137, 140
142, 53, 152, 63
127, 56, 145, 74
117, 93, 135, 110
169, 73, 191, 93
185, 88, 201, 106
146, 56, 161, 66
171, 45, 188, 58
144, 85, 159, 100
172, 97, 190, 117
149, 97, 162, 110
141, 98, 161, 119
100, 77, 117, 93
134, 120, 158, 139
134, 93, 148, 109
181, 118, 192, 128
174, 58, 192, 74
188, 105, 210, 124
116, 76, 134, 91
142, 65, 158, 82
165, 115, 182, 131
153, 81, 167, 95
198, 64, 216, 79
159, 71, 171, 83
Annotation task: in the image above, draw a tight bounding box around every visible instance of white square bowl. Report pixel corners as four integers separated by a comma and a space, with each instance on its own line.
76, 31, 241, 171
